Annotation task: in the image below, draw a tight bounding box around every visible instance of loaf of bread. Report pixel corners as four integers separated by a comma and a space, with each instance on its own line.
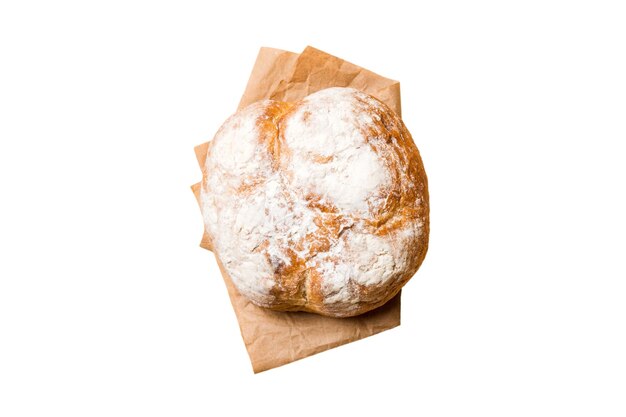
200, 87, 429, 317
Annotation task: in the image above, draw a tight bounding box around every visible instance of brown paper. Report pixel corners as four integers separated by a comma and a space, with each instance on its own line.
192, 46, 403, 373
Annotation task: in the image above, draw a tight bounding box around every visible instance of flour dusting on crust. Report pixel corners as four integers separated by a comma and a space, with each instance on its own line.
201, 87, 429, 317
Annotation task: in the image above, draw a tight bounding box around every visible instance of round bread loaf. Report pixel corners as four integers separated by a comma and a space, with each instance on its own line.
200, 87, 429, 317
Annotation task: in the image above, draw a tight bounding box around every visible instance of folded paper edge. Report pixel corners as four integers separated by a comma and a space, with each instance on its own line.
237, 47, 300, 110
251, 298, 402, 373
192, 143, 212, 251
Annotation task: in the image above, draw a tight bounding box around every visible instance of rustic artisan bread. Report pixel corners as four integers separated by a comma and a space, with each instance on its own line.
200, 87, 429, 317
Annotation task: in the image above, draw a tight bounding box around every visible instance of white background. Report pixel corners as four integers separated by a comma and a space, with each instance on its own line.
1, 0, 625, 415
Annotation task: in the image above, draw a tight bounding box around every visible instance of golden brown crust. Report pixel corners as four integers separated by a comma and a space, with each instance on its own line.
201, 88, 429, 317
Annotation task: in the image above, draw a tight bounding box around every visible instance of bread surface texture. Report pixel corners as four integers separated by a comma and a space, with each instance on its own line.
200, 87, 429, 317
